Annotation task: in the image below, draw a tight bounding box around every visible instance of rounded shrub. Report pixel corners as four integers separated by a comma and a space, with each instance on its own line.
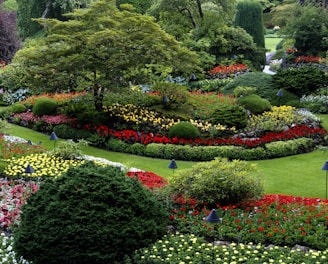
166, 157, 264, 206
14, 162, 168, 264
223, 72, 274, 100
212, 104, 248, 130
32, 98, 57, 116
10, 103, 26, 114
238, 94, 271, 115
168, 121, 200, 139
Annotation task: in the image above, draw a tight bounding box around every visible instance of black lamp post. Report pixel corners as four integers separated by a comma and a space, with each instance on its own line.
321, 161, 328, 200
205, 209, 222, 262
276, 89, 283, 106
168, 159, 177, 174
25, 164, 35, 174
49, 132, 58, 148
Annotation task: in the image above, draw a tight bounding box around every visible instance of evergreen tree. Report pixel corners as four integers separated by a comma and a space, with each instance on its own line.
235, 1, 265, 48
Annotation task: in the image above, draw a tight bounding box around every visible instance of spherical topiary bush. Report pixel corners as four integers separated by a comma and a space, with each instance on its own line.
14, 162, 168, 264
166, 157, 264, 206
168, 121, 200, 139
32, 98, 57, 116
237, 94, 271, 115
10, 103, 26, 114
212, 104, 248, 130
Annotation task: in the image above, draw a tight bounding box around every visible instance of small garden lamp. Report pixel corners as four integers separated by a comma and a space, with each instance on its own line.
321, 160, 328, 200
163, 95, 169, 103
168, 159, 177, 174
189, 74, 197, 82
27, 140, 32, 145
49, 132, 58, 148
25, 164, 35, 174
166, 76, 173, 82
205, 209, 222, 261
276, 89, 283, 105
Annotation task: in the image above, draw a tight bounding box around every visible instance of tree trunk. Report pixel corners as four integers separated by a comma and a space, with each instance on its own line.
180, 8, 197, 28
196, 0, 204, 20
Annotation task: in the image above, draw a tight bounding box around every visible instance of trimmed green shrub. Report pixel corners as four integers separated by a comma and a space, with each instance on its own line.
106, 138, 132, 153
10, 103, 26, 114
53, 124, 92, 141
130, 142, 146, 156
167, 157, 264, 205
223, 72, 274, 100
168, 121, 200, 139
212, 104, 248, 130
272, 66, 327, 98
32, 98, 57, 116
238, 94, 271, 115
14, 162, 168, 264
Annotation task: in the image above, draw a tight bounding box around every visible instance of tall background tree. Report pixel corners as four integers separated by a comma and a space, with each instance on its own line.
16, 0, 93, 39
235, 1, 265, 49
0, 0, 20, 63
12, 0, 200, 110
116, 0, 152, 13
284, 1, 328, 55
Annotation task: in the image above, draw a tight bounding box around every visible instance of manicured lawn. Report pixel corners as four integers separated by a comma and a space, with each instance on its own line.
2, 121, 328, 199
265, 37, 283, 52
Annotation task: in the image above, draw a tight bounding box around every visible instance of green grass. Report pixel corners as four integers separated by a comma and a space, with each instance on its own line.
265, 37, 283, 52
2, 122, 328, 199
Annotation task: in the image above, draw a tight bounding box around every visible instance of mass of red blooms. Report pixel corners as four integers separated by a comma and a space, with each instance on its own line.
126, 171, 168, 189
88, 124, 326, 148
294, 55, 322, 63
208, 64, 249, 78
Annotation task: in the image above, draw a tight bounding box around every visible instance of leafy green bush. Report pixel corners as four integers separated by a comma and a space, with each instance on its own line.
53, 124, 92, 141
9, 103, 26, 114
32, 98, 57, 116
14, 162, 168, 264
234, 86, 257, 97
272, 66, 327, 97
106, 138, 132, 153
223, 72, 274, 99
48, 140, 88, 160
130, 142, 146, 156
168, 121, 200, 139
212, 104, 248, 130
167, 157, 264, 205
238, 94, 272, 115
152, 82, 190, 109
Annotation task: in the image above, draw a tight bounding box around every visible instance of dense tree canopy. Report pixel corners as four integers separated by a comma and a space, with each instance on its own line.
283, 2, 328, 55
12, 0, 199, 110
16, 0, 93, 38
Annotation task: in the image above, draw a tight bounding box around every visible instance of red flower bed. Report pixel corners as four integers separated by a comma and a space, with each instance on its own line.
88, 124, 326, 148
126, 171, 168, 189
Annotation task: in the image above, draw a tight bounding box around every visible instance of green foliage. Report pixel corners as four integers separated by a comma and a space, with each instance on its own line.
238, 94, 271, 115
116, 0, 152, 13
152, 82, 190, 109
32, 98, 57, 116
235, 1, 265, 48
14, 161, 168, 264
106, 138, 131, 153
48, 139, 88, 160
212, 104, 248, 130
189, 79, 230, 93
272, 66, 327, 97
166, 157, 264, 205
283, 3, 328, 55
233, 86, 257, 97
223, 72, 274, 100
168, 121, 200, 139
103, 89, 158, 107
14, 0, 199, 99
9, 103, 26, 114
53, 124, 92, 141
